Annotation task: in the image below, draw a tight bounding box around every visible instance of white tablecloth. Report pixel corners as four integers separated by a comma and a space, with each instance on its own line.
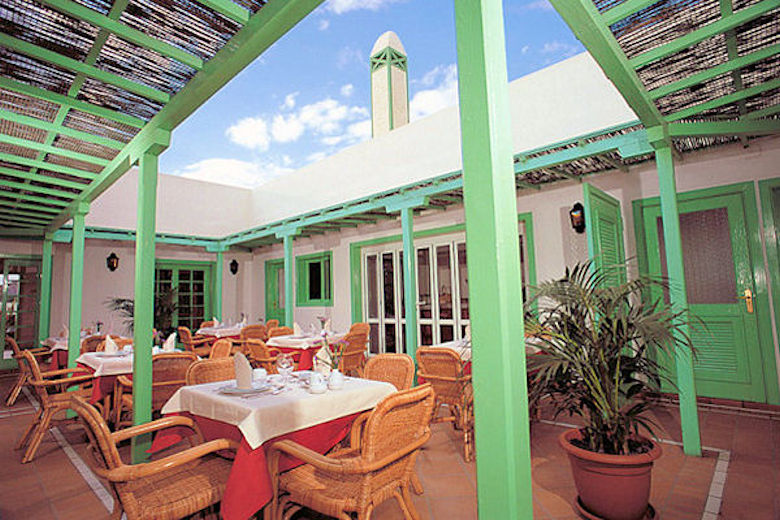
76, 347, 170, 376
42, 335, 87, 351
430, 339, 472, 362
162, 377, 395, 449
267, 332, 346, 350
196, 325, 244, 338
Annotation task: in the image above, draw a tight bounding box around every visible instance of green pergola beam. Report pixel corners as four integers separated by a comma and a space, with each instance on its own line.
0, 207, 54, 222
67, 204, 88, 367
0, 152, 98, 180
0, 191, 70, 207
0, 109, 126, 149
629, 0, 780, 69
0, 211, 50, 225
0, 134, 110, 166
214, 251, 224, 319
0, 77, 145, 129
0, 178, 80, 198
516, 180, 540, 190
548, 0, 665, 128
399, 206, 418, 362
0, 34, 170, 104
543, 167, 580, 181
665, 78, 780, 122
0, 166, 89, 190
669, 119, 780, 137
282, 234, 295, 327
38, 236, 53, 344
0, 218, 42, 229
37, 0, 204, 70
516, 131, 652, 172
602, 0, 659, 26
0, 199, 62, 214
649, 45, 780, 100
192, 0, 251, 24
745, 103, 780, 119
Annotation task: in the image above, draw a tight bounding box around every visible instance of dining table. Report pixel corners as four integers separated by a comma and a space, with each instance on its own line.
154, 374, 396, 520
266, 332, 346, 370
41, 334, 89, 370
195, 324, 246, 339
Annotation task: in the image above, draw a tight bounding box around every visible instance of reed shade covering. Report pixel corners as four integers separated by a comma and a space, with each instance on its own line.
161, 378, 396, 449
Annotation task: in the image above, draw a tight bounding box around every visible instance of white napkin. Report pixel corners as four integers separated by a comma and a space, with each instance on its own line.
104, 335, 119, 354
314, 346, 332, 370
234, 352, 253, 389
162, 332, 176, 352
324, 319, 332, 332
212, 317, 220, 327
59, 324, 68, 338
293, 322, 303, 336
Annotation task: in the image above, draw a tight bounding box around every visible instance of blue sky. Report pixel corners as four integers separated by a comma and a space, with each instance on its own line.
160, 0, 583, 188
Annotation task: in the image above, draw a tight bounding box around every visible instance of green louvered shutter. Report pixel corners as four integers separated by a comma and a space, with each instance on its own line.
583, 183, 626, 286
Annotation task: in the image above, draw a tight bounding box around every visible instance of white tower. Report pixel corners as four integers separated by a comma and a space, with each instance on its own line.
370, 31, 409, 138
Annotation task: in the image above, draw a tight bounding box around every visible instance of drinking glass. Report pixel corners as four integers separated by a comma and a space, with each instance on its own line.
276, 353, 294, 386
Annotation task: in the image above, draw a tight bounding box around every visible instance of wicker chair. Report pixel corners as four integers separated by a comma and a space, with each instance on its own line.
338, 323, 370, 376
81, 334, 106, 353
268, 384, 435, 520
199, 320, 216, 329
16, 350, 94, 463
70, 395, 239, 520
209, 339, 233, 359
5, 335, 51, 406
185, 358, 235, 385
96, 337, 134, 352
268, 326, 293, 338
113, 352, 198, 428
244, 339, 282, 373
178, 326, 212, 357
363, 353, 415, 391
265, 319, 280, 331
240, 324, 268, 344
416, 347, 475, 462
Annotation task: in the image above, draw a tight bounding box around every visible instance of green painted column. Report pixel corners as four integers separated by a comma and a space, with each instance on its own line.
37, 235, 53, 344
400, 207, 418, 360
67, 203, 89, 368
283, 234, 294, 327
453, 0, 534, 517
214, 250, 224, 320
131, 150, 159, 462
655, 145, 702, 456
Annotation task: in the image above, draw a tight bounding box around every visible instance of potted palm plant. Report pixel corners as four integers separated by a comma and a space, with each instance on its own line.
526, 262, 693, 520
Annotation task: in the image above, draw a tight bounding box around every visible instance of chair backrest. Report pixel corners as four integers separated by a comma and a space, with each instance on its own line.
177, 326, 195, 349
360, 384, 434, 493
199, 320, 215, 329
96, 336, 132, 352
209, 339, 233, 359
240, 324, 267, 342
268, 326, 293, 338
71, 395, 124, 472
81, 334, 105, 353
347, 322, 370, 336
244, 339, 277, 372
363, 353, 415, 390
415, 347, 467, 406
265, 319, 279, 330
19, 350, 52, 407
339, 323, 370, 372
5, 335, 22, 358
151, 352, 198, 408
185, 357, 235, 385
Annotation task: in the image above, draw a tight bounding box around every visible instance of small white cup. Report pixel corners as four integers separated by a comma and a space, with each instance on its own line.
253, 368, 267, 384
309, 372, 327, 394
122, 344, 133, 353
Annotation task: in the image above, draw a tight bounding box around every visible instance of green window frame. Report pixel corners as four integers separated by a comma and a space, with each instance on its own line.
155, 260, 213, 332
296, 251, 333, 307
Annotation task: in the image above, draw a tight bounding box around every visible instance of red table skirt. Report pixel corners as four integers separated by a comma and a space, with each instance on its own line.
275, 346, 316, 370
49, 350, 68, 371
150, 412, 358, 520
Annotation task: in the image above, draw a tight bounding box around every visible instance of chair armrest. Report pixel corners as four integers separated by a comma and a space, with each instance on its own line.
348, 411, 371, 449
189, 336, 212, 346
111, 415, 203, 443
268, 439, 353, 474
96, 438, 240, 482
30, 349, 51, 358
32, 374, 94, 387
115, 375, 133, 388
40, 367, 90, 378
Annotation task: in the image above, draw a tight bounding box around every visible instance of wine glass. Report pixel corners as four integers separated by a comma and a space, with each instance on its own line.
276, 353, 294, 387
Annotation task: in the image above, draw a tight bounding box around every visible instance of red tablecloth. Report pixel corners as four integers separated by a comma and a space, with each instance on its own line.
49, 350, 68, 371
150, 412, 359, 520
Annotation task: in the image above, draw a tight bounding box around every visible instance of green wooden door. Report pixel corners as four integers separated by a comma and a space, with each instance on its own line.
265, 259, 285, 324
584, 183, 626, 285
641, 189, 767, 402
155, 261, 212, 332
0, 258, 41, 369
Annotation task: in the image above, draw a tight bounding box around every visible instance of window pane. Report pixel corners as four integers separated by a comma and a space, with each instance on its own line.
369, 323, 380, 354
385, 324, 396, 353
417, 248, 432, 319
457, 243, 469, 320
399, 251, 404, 316
420, 324, 433, 346
308, 261, 322, 300
437, 245, 453, 319
179, 270, 190, 281
367, 255, 378, 319
440, 324, 454, 342
383, 253, 395, 319
193, 270, 204, 281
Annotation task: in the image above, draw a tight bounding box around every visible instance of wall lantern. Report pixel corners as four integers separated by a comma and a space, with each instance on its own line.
569, 202, 586, 234
229, 259, 239, 275
106, 252, 119, 272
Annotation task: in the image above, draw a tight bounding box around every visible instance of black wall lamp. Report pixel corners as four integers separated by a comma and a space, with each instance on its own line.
569, 202, 586, 234
229, 259, 239, 275
106, 252, 119, 272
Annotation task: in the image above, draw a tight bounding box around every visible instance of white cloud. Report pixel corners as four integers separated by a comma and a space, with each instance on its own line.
325, 0, 405, 14
337, 46, 364, 69
318, 19, 330, 31
410, 64, 459, 121
225, 117, 270, 152
340, 83, 354, 97
306, 151, 328, 163
522, 0, 553, 11
281, 92, 298, 110
541, 40, 580, 57
271, 114, 305, 143
173, 158, 292, 189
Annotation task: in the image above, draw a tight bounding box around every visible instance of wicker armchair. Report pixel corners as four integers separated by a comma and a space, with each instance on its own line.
239, 323, 268, 344
338, 323, 370, 376
185, 358, 235, 385
416, 347, 475, 462
113, 352, 198, 428
96, 337, 134, 352
208, 339, 233, 359
199, 320, 216, 329
363, 353, 415, 391
268, 384, 435, 520
178, 326, 212, 357
268, 326, 293, 338
16, 350, 94, 463
70, 395, 239, 520
244, 339, 282, 373
265, 319, 280, 331
5, 335, 51, 406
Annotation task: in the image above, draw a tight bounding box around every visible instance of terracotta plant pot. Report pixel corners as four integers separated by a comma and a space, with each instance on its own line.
559, 429, 662, 520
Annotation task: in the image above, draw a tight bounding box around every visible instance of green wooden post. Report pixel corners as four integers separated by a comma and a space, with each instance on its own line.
67, 203, 88, 368
214, 250, 224, 320
453, 0, 534, 517
655, 144, 702, 456
38, 235, 53, 344
400, 207, 418, 360
283, 234, 294, 327
131, 150, 159, 462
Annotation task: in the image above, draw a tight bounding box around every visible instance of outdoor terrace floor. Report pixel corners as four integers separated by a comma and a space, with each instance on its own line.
0, 371, 777, 519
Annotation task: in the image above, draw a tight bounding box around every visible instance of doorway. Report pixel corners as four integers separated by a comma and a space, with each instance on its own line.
265, 259, 285, 325
0, 258, 41, 363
